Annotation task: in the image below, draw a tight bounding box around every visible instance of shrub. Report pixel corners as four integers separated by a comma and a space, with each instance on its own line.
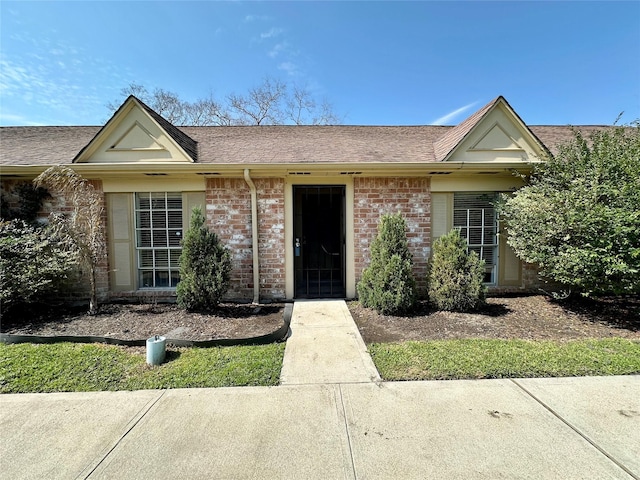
177, 207, 232, 311
499, 123, 640, 295
428, 228, 486, 312
0, 217, 79, 315
357, 213, 416, 315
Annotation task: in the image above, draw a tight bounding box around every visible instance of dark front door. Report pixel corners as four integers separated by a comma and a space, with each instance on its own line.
293, 185, 346, 298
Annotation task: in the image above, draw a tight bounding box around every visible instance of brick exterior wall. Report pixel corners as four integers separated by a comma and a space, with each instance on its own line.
3, 175, 554, 304
353, 177, 431, 297
256, 178, 286, 299
206, 178, 254, 300
90, 180, 110, 302
205, 177, 286, 301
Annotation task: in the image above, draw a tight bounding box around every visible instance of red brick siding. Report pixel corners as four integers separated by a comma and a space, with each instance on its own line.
90, 180, 109, 302
206, 178, 253, 299
353, 177, 431, 296
205, 177, 286, 301
256, 178, 286, 299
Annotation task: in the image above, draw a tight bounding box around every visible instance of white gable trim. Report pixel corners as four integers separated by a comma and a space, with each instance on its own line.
469, 122, 525, 152
443, 98, 546, 163
109, 121, 168, 152
74, 97, 194, 164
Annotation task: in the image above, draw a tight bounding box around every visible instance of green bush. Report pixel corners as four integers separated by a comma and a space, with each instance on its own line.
499, 124, 640, 295
428, 229, 486, 312
177, 207, 232, 311
0, 218, 79, 315
357, 213, 416, 315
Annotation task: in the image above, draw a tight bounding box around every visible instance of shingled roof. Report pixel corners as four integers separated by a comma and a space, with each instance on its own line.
0, 95, 613, 167
1, 126, 101, 166
136, 96, 198, 162
433, 97, 500, 162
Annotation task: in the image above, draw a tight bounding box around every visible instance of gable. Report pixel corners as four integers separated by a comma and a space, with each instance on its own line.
470, 124, 522, 151
110, 122, 166, 151
74, 97, 195, 164
443, 98, 546, 163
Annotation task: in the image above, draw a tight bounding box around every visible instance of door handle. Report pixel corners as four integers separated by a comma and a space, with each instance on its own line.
321, 244, 340, 256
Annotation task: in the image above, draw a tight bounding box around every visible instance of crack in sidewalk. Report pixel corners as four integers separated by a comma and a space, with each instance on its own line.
510, 379, 638, 480
338, 384, 359, 480
78, 390, 167, 479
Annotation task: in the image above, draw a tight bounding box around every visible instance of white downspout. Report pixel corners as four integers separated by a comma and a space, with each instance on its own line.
244, 169, 260, 304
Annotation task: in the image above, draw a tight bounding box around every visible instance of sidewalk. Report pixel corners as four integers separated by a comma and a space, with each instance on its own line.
1, 377, 638, 479
1, 300, 638, 479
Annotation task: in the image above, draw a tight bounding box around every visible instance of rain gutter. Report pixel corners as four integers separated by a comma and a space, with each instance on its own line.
244, 169, 260, 304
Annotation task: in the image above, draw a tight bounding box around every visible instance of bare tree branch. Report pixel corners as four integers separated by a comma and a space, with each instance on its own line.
151, 88, 186, 124
228, 77, 287, 125
312, 98, 343, 125
108, 78, 343, 126
285, 84, 316, 125
34, 166, 106, 314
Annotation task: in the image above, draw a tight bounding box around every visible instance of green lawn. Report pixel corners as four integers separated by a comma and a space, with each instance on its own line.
3, 338, 638, 393
0, 342, 285, 393
369, 338, 640, 381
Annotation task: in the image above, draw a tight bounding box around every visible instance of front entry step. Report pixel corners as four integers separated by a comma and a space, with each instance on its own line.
280, 300, 380, 385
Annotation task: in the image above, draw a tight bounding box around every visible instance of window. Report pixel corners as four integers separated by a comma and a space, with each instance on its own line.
454, 193, 498, 284
135, 192, 182, 288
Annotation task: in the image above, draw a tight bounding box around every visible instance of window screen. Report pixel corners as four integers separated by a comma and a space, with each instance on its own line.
453, 192, 497, 283
135, 192, 182, 288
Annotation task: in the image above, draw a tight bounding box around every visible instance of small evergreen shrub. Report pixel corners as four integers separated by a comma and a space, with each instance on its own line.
357, 213, 416, 315
0, 217, 79, 316
428, 228, 487, 312
177, 207, 232, 311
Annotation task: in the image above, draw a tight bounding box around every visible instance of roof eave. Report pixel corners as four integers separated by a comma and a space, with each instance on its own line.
0, 160, 534, 179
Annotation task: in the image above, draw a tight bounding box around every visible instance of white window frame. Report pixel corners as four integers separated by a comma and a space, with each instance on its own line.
134, 192, 183, 288
453, 192, 498, 284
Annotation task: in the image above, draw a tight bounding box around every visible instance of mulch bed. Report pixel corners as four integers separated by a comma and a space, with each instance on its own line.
1, 303, 285, 342
349, 295, 640, 344
2, 295, 638, 345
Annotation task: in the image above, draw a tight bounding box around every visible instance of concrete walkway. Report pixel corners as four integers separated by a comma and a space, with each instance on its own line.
280, 299, 380, 385
1, 377, 638, 479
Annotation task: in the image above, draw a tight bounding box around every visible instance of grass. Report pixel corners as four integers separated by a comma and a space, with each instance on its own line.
369, 338, 640, 381
0, 342, 285, 393
3, 337, 638, 393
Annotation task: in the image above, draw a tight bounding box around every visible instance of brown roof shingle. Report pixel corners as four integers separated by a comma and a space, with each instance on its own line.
0, 122, 613, 167
1, 126, 100, 166
137, 97, 198, 162
433, 97, 500, 161
182, 125, 448, 165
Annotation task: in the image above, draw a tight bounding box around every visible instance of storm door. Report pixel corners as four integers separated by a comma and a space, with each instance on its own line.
293, 185, 346, 298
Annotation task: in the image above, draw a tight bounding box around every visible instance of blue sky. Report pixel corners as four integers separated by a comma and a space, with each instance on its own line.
1, 1, 638, 127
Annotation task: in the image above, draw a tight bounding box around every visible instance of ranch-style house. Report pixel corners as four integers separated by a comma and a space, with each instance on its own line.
0, 95, 604, 303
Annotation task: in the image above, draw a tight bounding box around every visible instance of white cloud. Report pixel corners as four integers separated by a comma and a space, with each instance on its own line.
278, 62, 299, 76
0, 112, 47, 126
268, 42, 289, 58
0, 34, 133, 125
244, 14, 271, 22
431, 101, 479, 125
260, 27, 283, 39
